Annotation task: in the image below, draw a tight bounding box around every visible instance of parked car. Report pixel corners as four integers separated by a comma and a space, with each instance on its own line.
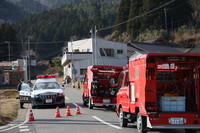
19, 83, 32, 107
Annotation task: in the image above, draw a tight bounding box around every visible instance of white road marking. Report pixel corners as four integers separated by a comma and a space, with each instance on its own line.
72, 103, 82, 108
19, 126, 28, 129
65, 96, 69, 100
20, 128, 30, 132
92, 116, 122, 129
0, 120, 28, 132
0, 105, 31, 132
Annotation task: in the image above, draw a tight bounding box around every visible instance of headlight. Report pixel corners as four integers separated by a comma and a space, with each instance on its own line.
33, 94, 40, 98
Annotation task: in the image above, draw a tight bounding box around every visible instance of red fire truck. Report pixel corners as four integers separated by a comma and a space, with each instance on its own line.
82, 65, 123, 109
116, 53, 200, 133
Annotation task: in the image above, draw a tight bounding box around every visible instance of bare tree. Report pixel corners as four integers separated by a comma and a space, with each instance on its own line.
190, 0, 200, 32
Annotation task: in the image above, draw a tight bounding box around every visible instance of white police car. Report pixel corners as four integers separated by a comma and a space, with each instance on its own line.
31, 75, 65, 109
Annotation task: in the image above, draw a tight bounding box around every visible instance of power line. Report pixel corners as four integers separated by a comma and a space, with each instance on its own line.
36, 49, 62, 59
97, 0, 175, 32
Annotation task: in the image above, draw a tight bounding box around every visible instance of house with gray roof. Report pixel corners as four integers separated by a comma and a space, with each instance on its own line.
127, 40, 186, 59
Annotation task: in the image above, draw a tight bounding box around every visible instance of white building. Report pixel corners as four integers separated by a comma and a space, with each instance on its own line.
61, 38, 127, 79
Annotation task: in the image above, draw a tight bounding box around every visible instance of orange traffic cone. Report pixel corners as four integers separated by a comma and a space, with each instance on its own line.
75, 104, 81, 115
65, 105, 72, 116
54, 106, 61, 118
29, 109, 35, 121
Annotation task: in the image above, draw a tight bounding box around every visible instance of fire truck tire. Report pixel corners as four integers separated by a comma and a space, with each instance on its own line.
137, 113, 147, 133
83, 95, 87, 106
31, 105, 36, 109
89, 98, 93, 109
185, 129, 196, 133
119, 107, 128, 127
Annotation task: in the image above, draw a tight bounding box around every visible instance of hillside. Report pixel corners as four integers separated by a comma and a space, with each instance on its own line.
6, 0, 73, 12
0, 0, 29, 23
110, 0, 192, 44
14, 1, 120, 59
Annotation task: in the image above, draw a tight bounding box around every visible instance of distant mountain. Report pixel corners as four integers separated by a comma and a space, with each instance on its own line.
7, 0, 75, 12
0, 0, 29, 23
7, 0, 120, 12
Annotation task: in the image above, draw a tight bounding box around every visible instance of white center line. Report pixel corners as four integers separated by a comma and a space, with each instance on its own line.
92, 116, 122, 130
65, 96, 69, 100
72, 103, 82, 108
19, 126, 28, 129
20, 129, 30, 132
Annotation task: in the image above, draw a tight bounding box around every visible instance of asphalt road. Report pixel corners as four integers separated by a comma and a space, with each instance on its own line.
0, 85, 190, 133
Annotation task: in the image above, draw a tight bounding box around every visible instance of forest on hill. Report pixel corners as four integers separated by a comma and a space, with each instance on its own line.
110, 0, 200, 48
0, 24, 20, 61
14, 1, 120, 41
111, 0, 192, 42
13, 1, 119, 60
1, 0, 200, 61
0, 0, 29, 22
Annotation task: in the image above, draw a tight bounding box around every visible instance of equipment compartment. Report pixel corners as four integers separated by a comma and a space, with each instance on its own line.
160, 96, 185, 112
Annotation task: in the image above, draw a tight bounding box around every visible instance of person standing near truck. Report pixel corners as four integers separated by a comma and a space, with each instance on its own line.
17, 78, 24, 108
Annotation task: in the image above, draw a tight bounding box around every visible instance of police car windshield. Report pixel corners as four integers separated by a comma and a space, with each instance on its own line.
34, 82, 60, 90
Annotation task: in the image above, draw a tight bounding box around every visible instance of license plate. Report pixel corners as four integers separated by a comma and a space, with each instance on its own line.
46, 99, 52, 103
19, 96, 31, 103
169, 118, 184, 124
103, 99, 110, 103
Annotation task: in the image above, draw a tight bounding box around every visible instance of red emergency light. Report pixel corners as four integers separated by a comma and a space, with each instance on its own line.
36, 75, 55, 79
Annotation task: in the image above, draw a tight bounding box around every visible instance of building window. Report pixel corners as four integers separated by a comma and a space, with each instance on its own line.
74, 49, 79, 52
117, 49, 123, 54
80, 69, 87, 75
99, 48, 114, 57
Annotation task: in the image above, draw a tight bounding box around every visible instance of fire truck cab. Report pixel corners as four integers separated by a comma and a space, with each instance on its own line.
117, 53, 200, 133
82, 65, 123, 109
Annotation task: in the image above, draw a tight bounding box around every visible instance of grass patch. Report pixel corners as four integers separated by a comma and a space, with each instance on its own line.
0, 90, 19, 126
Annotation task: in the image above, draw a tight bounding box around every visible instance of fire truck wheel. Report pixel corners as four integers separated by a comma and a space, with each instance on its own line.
83, 95, 87, 106
31, 105, 36, 109
89, 98, 93, 109
137, 113, 147, 133
119, 107, 128, 127
185, 129, 196, 133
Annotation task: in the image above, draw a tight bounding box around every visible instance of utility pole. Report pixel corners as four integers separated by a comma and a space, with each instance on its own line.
94, 25, 97, 65
164, 6, 168, 31
28, 36, 32, 82
90, 28, 94, 65
5, 41, 10, 61
71, 40, 75, 88
8, 42, 10, 62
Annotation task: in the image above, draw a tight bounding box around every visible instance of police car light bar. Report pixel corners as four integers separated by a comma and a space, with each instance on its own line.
36, 75, 56, 79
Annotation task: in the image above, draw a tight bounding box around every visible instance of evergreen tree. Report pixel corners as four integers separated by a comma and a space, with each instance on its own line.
0, 24, 20, 61
114, 0, 130, 34
127, 0, 142, 38
0, 24, 6, 42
